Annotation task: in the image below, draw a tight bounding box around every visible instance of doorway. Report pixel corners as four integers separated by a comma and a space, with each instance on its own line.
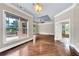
61, 21, 70, 55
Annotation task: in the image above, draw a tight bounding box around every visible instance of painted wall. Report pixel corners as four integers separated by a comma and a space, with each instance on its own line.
71, 4, 79, 51
55, 4, 79, 52
0, 4, 33, 52
37, 22, 54, 35
55, 4, 74, 41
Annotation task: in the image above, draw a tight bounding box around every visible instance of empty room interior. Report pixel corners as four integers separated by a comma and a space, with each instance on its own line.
0, 3, 79, 56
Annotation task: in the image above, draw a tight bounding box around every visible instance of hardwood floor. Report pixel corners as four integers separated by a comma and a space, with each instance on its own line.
0, 35, 70, 56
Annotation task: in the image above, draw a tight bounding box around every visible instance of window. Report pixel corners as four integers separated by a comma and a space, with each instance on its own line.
62, 23, 70, 38
20, 18, 27, 37
3, 11, 29, 42
5, 12, 19, 38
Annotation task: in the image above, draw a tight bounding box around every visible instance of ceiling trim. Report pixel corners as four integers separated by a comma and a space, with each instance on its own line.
54, 3, 76, 18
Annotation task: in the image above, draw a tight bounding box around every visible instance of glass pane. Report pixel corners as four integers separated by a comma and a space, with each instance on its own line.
5, 12, 19, 37
20, 18, 27, 37
62, 23, 70, 38
22, 21, 27, 34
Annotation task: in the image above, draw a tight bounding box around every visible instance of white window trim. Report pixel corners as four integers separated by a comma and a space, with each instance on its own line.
2, 10, 30, 44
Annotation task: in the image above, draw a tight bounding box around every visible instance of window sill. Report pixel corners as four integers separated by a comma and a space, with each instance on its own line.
6, 36, 19, 42
3, 35, 29, 44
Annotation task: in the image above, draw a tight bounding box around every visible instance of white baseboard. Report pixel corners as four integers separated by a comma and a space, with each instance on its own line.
70, 44, 79, 53
38, 32, 54, 35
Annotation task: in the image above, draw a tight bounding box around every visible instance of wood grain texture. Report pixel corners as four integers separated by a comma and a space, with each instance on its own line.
0, 35, 71, 56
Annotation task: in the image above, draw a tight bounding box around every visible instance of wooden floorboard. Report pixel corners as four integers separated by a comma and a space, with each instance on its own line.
0, 35, 72, 56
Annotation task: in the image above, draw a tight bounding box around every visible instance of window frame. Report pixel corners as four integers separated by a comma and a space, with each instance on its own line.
3, 10, 29, 44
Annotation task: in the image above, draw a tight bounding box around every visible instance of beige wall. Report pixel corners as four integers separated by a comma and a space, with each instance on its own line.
71, 4, 79, 51
0, 4, 33, 52
37, 22, 54, 35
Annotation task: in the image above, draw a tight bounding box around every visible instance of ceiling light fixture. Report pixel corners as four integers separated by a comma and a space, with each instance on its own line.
33, 3, 43, 12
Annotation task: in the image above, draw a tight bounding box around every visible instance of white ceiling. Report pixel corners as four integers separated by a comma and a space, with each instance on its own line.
13, 3, 73, 22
